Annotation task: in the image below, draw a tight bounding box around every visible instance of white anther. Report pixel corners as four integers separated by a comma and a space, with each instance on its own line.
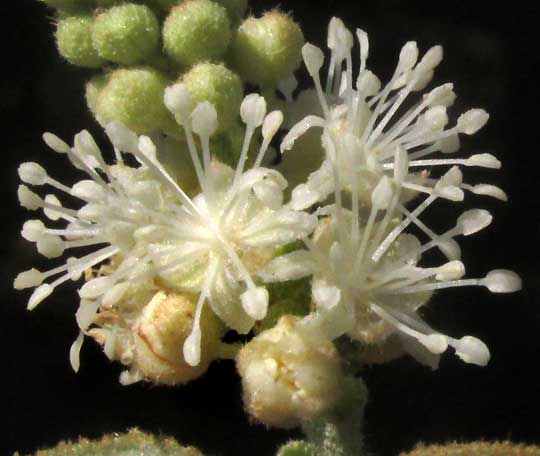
14, 269, 44, 290
302, 43, 325, 77
22, 220, 45, 242
43, 132, 70, 154
465, 153, 501, 169
79, 276, 113, 299
241, 287, 269, 320
19, 162, 48, 186
191, 101, 218, 138
453, 336, 490, 366
456, 209, 493, 236
457, 109, 489, 135
164, 83, 192, 117
18, 185, 42, 210
483, 270, 522, 293
436, 261, 465, 281
240, 94, 267, 128
105, 121, 139, 153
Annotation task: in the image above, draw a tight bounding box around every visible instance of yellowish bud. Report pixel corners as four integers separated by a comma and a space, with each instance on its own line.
236, 315, 343, 429
132, 291, 225, 385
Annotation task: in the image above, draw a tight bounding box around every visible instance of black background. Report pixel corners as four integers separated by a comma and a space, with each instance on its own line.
2, 1, 539, 455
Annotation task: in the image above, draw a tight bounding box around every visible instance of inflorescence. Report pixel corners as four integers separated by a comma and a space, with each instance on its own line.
16, 9, 521, 429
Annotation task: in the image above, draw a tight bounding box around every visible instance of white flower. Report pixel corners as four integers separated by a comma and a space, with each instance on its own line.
279, 17, 507, 211
15, 90, 317, 373
261, 198, 521, 368
260, 18, 522, 368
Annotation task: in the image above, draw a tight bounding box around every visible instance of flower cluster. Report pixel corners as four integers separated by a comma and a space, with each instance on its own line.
16, 88, 315, 382
260, 17, 520, 369
15, 13, 521, 428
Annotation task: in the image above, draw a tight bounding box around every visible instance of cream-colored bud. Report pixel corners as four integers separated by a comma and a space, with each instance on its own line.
132, 291, 224, 385
236, 315, 343, 429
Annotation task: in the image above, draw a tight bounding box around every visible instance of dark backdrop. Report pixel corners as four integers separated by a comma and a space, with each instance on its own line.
2, 1, 539, 455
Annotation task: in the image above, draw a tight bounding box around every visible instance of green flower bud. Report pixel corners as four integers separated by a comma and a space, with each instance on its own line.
163, 0, 231, 67
93, 3, 160, 65
277, 441, 316, 456
179, 62, 243, 132
229, 11, 305, 87
96, 67, 177, 135
403, 441, 540, 456
132, 291, 225, 385
55, 14, 105, 68
237, 315, 344, 429
215, 0, 248, 27
19, 428, 203, 456
85, 73, 109, 117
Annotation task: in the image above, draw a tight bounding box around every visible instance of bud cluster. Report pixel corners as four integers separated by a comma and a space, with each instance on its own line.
45, 0, 305, 163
